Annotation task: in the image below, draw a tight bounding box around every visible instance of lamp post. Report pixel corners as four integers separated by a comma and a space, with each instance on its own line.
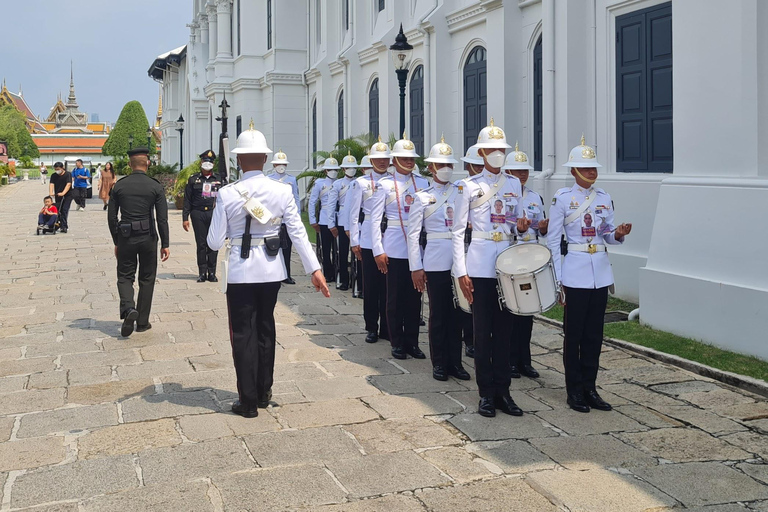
146, 126, 152, 151
128, 134, 134, 151
176, 114, 185, 169
215, 92, 230, 182
389, 24, 413, 137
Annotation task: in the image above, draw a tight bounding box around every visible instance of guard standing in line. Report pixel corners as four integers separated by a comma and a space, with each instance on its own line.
268, 150, 300, 284
502, 143, 549, 379
342, 154, 369, 298
547, 135, 632, 413
309, 157, 340, 282
207, 123, 330, 418
370, 134, 430, 360
452, 119, 530, 418
329, 153, 358, 290
348, 145, 391, 343
183, 150, 225, 283
407, 137, 471, 381
108, 147, 170, 337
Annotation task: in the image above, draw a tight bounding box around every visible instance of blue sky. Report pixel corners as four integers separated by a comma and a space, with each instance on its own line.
4, 0, 190, 124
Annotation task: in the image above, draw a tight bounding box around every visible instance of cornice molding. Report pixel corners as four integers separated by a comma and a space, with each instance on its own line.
357, 42, 387, 66
446, 0, 502, 34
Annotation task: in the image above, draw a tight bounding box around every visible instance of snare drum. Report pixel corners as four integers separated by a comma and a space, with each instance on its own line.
495, 244, 558, 315
451, 272, 472, 314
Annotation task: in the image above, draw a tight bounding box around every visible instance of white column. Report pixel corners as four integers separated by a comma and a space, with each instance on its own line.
216, 0, 233, 60
206, 2, 218, 65
199, 15, 208, 45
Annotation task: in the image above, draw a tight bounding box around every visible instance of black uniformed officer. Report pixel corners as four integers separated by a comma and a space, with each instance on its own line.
108, 147, 170, 337
183, 150, 225, 282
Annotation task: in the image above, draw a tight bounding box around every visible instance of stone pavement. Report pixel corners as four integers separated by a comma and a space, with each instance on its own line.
1, 179, 767, 511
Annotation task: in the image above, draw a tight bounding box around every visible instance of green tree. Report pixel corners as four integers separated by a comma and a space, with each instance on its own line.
102, 101, 157, 157
0, 105, 40, 158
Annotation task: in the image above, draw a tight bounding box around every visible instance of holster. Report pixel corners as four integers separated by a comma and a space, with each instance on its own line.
241, 216, 252, 259
560, 235, 568, 256
264, 236, 281, 257
419, 229, 427, 248
358, 209, 364, 223
381, 217, 388, 234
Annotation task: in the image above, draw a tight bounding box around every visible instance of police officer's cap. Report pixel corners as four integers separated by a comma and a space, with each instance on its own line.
127, 147, 150, 157
199, 150, 216, 162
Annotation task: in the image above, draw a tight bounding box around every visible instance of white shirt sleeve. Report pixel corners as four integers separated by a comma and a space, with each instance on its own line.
207, 194, 228, 251
406, 193, 425, 272
308, 178, 321, 225
328, 181, 340, 228
370, 184, 387, 257
284, 188, 322, 274
547, 196, 565, 282
451, 181, 471, 278
348, 181, 363, 246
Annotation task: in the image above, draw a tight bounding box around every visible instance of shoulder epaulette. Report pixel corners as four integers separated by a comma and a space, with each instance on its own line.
468, 174, 484, 182
594, 187, 607, 195
555, 187, 570, 196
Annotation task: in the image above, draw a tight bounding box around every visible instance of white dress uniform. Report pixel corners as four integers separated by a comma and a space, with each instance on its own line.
308, 168, 339, 281
516, 187, 546, 244
269, 166, 300, 283
370, 171, 430, 260
329, 174, 356, 288
406, 181, 459, 273
269, 172, 300, 212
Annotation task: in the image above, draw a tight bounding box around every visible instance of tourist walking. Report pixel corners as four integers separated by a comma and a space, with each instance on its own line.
71, 159, 90, 210
99, 162, 116, 210
39, 163, 48, 184
49, 162, 72, 233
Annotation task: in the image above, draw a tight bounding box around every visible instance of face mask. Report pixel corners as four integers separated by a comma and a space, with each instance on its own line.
201, 162, 214, 171
327, 170, 338, 179
57, 169, 64, 175
344, 168, 356, 178
274, 165, 286, 174
484, 150, 506, 169
435, 167, 454, 183
363, 168, 372, 176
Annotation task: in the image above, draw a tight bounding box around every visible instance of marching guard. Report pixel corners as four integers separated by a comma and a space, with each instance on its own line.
502, 143, 549, 379
183, 150, 225, 283
407, 137, 471, 381
452, 119, 530, 417
328, 153, 358, 290
207, 122, 330, 418
309, 157, 340, 282
547, 136, 632, 413
370, 134, 430, 360
348, 144, 391, 343
268, 150, 300, 284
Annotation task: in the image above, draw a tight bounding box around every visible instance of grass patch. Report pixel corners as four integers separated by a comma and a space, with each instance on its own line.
540, 296, 768, 382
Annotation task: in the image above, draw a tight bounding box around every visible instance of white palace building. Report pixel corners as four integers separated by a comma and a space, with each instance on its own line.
150, 0, 768, 360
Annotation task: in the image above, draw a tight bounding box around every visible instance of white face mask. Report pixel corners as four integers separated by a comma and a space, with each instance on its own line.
57, 169, 64, 175
363, 168, 372, 176
274, 165, 286, 174
326, 170, 338, 179
201, 162, 214, 171
484, 150, 506, 169
435, 167, 454, 183
344, 168, 356, 178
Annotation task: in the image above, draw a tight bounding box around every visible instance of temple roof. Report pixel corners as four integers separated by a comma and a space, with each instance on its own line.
31, 133, 108, 154
0, 81, 46, 133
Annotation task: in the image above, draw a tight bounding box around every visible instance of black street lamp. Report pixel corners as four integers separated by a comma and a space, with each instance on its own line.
128, 134, 134, 151
176, 114, 185, 169
389, 24, 413, 137
146, 126, 152, 151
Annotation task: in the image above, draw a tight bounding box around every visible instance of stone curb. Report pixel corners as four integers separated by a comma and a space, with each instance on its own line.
534, 315, 768, 399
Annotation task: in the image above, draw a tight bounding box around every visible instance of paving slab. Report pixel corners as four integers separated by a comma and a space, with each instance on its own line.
295, 376, 381, 401
530, 434, 657, 470
465, 439, 556, 474
0, 388, 65, 415
361, 393, 464, 419
600, 382, 686, 408
81, 480, 214, 512
0, 375, 27, 394
535, 408, 646, 436
26, 370, 69, 389
737, 463, 768, 485
139, 342, 214, 361
78, 418, 183, 459
178, 411, 280, 441
67, 366, 114, 386
319, 358, 403, 377
655, 405, 749, 435
67, 379, 154, 405
369, 373, 469, 395
344, 418, 461, 454
720, 431, 768, 460
420, 446, 497, 482
0, 357, 56, 378
244, 426, 362, 467
449, 412, 558, 442
312, 494, 425, 512
633, 462, 768, 508
121, 390, 221, 422
0, 417, 13, 442
277, 398, 379, 428
115, 359, 195, 380
59, 349, 141, 369
419, 477, 559, 512
680, 389, 757, 409
17, 403, 118, 438
613, 404, 685, 429
619, 428, 752, 462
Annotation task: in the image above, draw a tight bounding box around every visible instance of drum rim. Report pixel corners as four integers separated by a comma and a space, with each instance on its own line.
495, 244, 553, 275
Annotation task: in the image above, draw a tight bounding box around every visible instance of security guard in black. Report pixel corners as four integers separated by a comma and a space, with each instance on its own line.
108, 147, 170, 337
183, 150, 225, 282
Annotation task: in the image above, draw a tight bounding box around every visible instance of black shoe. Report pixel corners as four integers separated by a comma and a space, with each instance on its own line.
60, 228, 67, 233
448, 365, 471, 381
585, 389, 612, 411
510, 365, 522, 379
197, 275, 207, 283
406, 346, 426, 359
257, 391, 273, 408
478, 397, 496, 418
464, 345, 475, 358
120, 308, 138, 337
103, 204, 108, 211
282, 277, 296, 285
231, 401, 259, 418
567, 393, 591, 413
391, 347, 407, 360
520, 364, 540, 379
495, 394, 524, 416
432, 366, 448, 381
338, 284, 349, 291
365, 331, 378, 344
136, 323, 152, 333
419, 318, 426, 327
207, 274, 218, 283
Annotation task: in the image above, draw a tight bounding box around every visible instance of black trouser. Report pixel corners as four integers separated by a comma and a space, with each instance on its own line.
73, 187, 87, 208
362, 248, 388, 337
319, 225, 335, 281
190, 209, 218, 275
337, 227, 350, 287
461, 310, 474, 347
279, 224, 293, 278
426, 271, 462, 368
116, 234, 158, 327
386, 258, 422, 350
510, 314, 534, 367
563, 286, 608, 394
472, 278, 513, 398
55, 196, 72, 230
226, 282, 281, 407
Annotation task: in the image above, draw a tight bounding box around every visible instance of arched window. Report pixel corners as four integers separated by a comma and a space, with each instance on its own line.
533, 36, 543, 172
368, 79, 379, 138
338, 91, 344, 141
409, 65, 424, 156
312, 99, 318, 165
463, 46, 487, 153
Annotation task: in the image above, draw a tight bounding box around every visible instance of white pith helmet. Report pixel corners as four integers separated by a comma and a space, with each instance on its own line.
461, 144, 484, 165
562, 134, 602, 168
341, 152, 358, 168
232, 119, 273, 154
323, 156, 340, 170
475, 118, 512, 149
271, 149, 289, 165
501, 142, 534, 171
369, 136, 391, 160
360, 155, 372, 168
390, 132, 420, 158
425, 135, 458, 165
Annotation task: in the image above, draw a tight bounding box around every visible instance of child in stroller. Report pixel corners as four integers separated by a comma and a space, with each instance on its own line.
37, 196, 59, 235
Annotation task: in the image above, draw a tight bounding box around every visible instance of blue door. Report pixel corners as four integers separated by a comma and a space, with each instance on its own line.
463, 47, 487, 154
616, 2, 672, 172
409, 65, 424, 155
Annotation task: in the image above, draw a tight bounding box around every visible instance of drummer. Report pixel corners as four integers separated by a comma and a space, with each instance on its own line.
452, 119, 530, 418
547, 135, 632, 413
407, 137, 470, 382
502, 143, 548, 379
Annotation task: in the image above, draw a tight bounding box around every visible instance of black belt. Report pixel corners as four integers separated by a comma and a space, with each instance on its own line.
192, 206, 213, 212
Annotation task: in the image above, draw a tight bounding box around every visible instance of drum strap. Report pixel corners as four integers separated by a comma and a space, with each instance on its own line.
564, 192, 596, 225
469, 175, 507, 210
424, 187, 455, 219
